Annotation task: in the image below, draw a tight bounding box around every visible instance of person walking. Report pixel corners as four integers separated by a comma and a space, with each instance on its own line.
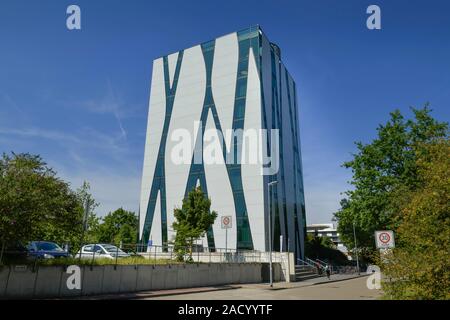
315, 260, 321, 275
325, 264, 331, 280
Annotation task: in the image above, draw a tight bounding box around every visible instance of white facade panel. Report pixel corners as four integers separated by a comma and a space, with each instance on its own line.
165, 45, 206, 243
139, 58, 166, 237
242, 48, 266, 252
203, 110, 237, 250
149, 191, 162, 246
168, 52, 179, 87
212, 33, 238, 153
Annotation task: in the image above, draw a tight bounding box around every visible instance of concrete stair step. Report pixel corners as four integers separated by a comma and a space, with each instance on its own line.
295, 265, 315, 269
295, 267, 316, 273
295, 274, 321, 281
295, 270, 317, 276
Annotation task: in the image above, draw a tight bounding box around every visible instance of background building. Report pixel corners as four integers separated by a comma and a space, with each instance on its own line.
139, 25, 307, 258
306, 223, 349, 258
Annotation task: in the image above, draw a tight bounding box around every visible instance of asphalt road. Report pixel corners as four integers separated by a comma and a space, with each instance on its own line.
139, 276, 382, 300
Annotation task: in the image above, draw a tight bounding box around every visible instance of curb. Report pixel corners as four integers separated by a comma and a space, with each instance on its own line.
257, 274, 369, 291
310, 274, 369, 286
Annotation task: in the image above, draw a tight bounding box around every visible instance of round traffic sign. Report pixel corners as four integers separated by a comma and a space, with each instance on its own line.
222, 216, 230, 225
378, 232, 391, 244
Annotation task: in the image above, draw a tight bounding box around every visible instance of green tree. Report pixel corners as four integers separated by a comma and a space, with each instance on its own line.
95, 208, 138, 245
116, 224, 136, 245
381, 139, 449, 299
75, 182, 100, 249
84, 212, 101, 244
172, 187, 217, 261
0, 153, 84, 262
304, 234, 349, 265
334, 106, 448, 259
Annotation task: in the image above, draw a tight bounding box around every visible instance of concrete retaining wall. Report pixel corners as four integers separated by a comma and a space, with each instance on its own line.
0, 262, 271, 299
139, 251, 295, 282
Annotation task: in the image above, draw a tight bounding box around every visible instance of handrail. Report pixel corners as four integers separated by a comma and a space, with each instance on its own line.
305, 257, 326, 269
296, 258, 315, 268
316, 258, 329, 268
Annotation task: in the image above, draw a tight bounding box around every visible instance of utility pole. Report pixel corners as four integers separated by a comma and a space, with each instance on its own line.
267, 180, 278, 288
78, 200, 90, 260
353, 220, 360, 275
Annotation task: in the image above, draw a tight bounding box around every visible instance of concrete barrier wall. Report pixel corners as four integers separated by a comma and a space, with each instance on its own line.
139, 251, 295, 282
0, 262, 273, 299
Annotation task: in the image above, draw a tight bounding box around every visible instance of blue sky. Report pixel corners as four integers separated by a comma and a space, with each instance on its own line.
0, 0, 449, 224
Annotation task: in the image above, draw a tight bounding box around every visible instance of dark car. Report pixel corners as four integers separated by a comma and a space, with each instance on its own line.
26, 241, 71, 259
2, 242, 29, 263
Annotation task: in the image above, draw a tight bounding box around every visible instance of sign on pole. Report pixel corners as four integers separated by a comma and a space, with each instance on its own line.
375, 230, 395, 249
221, 216, 232, 255
221, 216, 232, 229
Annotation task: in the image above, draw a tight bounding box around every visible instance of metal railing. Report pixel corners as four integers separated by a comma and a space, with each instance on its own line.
305, 257, 327, 269
297, 257, 360, 276
330, 265, 360, 274
296, 258, 315, 268
314, 258, 328, 266
1, 241, 291, 270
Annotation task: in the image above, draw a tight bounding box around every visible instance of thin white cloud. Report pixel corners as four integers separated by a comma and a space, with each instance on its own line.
58, 168, 141, 217
0, 87, 142, 220
0, 126, 127, 155
0, 127, 81, 144
81, 80, 131, 139
0, 92, 28, 121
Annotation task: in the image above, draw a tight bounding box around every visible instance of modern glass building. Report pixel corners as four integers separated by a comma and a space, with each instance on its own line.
139, 26, 307, 259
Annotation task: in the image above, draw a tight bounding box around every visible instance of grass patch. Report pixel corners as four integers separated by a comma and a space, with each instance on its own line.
2, 255, 187, 267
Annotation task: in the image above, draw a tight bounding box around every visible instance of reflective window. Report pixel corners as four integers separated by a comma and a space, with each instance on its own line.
237, 26, 259, 41
236, 78, 247, 98
239, 39, 250, 60
234, 98, 245, 119
238, 59, 249, 77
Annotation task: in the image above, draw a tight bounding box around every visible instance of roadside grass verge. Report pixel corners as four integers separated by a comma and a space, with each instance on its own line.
1, 255, 186, 267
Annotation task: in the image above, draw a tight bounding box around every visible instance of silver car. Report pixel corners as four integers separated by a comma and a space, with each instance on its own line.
76, 244, 130, 259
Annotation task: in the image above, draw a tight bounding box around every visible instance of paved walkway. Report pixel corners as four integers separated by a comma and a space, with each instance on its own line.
244, 273, 366, 290
75, 274, 381, 300
141, 275, 382, 300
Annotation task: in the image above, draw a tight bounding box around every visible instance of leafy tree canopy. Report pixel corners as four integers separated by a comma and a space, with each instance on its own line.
305, 234, 349, 265
92, 208, 138, 245
381, 138, 449, 299
172, 186, 217, 260
334, 106, 448, 259
0, 153, 85, 259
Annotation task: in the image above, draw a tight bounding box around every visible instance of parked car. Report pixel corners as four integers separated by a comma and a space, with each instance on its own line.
26, 241, 71, 259
2, 242, 29, 263
76, 244, 130, 259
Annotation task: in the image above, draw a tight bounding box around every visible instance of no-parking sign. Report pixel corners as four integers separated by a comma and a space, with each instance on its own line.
375, 230, 395, 249
221, 216, 232, 229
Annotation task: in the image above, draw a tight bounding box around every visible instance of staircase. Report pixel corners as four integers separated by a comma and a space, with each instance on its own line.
294, 265, 320, 281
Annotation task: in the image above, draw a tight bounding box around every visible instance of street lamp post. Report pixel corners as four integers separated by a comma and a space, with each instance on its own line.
267, 180, 278, 288
353, 221, 360, 275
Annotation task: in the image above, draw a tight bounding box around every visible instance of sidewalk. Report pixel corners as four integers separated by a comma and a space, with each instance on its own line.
67, 273, 367, 300
68, 285, 241, 300
242, 273, 368, 291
